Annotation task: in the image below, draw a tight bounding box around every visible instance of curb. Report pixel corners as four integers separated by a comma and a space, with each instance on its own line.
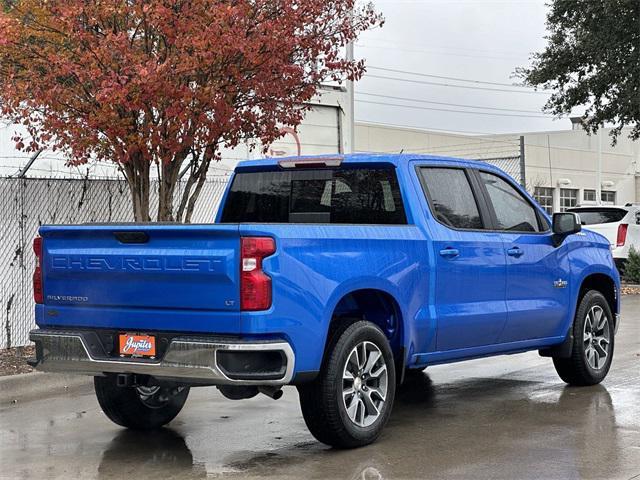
0, 371, 92, 406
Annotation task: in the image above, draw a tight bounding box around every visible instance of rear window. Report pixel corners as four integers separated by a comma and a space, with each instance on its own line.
567, 208, 627, 225
220, 167, 407, 224
419, 167, 483, 230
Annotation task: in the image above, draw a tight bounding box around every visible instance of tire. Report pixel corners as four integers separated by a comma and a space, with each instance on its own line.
553, 290, 615, 386
94, 376, 189, 430
297, 321, 396, 449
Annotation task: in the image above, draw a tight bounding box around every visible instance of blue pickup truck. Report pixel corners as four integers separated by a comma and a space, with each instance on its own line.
29, 154, 620, 448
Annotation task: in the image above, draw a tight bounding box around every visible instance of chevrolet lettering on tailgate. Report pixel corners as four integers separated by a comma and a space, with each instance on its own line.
50, 254, 225, 273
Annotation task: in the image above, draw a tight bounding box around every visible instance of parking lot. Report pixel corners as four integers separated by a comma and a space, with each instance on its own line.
1, 296, 639, 480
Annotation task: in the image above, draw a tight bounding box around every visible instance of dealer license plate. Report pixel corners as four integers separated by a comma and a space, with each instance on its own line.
119, 333, 156, 358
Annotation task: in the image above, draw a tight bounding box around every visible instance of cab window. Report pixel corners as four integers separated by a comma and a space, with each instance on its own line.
479, 172, 542, 232
419, 167, 483, 230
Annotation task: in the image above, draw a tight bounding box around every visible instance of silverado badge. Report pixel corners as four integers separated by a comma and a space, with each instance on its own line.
553, 278, 568, 289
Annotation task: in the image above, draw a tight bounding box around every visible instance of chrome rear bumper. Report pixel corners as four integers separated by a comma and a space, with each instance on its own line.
29, 329, 294, 386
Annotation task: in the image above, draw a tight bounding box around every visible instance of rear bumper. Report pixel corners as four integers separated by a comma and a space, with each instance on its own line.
29, 329, 295, 386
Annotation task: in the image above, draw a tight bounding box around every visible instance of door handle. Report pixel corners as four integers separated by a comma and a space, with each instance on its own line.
439, 248, 460, 259
507, 247, 524, 258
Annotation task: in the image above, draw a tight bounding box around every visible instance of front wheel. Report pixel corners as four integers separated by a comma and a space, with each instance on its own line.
94, 375, 189, 430
553, 290, 615, 386
298, 321, 396, 448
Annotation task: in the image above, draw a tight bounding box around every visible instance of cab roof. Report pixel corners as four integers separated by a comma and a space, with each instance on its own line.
235, 153, 496, 171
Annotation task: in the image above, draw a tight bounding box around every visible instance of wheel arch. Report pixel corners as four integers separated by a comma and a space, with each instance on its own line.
329, 288, 404, 351
323, 287, 406, 378
579, 273, 618, 324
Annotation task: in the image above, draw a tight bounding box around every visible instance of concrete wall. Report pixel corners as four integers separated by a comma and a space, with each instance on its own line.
242, 85, 351, 162
355, 123, 520, 160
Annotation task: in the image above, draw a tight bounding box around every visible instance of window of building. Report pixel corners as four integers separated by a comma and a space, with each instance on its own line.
559, 188, 578, 212
481, 172, 540, 232
583, 189, 596, 202
534, 187, 554, 215
601, 190, 616, 205
419, 168, 483, 230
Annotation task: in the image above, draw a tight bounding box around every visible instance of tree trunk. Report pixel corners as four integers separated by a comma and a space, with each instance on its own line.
176, 144, 218, 223
179, 149, 215, 223
157, 161, 177, 222
156, 150, 191, 222
184, 156, 212, 223
123, 153, 151, 222
122, 148, 214, 223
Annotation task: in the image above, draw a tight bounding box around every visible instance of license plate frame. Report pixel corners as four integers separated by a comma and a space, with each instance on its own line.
118, 333, 156, 358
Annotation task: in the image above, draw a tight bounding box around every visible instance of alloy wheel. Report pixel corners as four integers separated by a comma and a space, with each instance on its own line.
342, 341, 388, 427
583, 305, 611, 370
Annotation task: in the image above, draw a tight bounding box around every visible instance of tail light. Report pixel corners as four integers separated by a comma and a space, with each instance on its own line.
33, 236, 43, 304
616, 224, 628, 247
240, 237, 275, 311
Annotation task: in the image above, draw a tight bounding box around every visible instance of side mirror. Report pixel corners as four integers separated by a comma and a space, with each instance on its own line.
552, 212, 581, 246
635, 211, 640, 225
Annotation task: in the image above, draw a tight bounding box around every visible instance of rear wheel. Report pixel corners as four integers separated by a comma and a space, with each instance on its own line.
553, 290, 615, 386
298, 321, 396, 448
94, 375, 189, 430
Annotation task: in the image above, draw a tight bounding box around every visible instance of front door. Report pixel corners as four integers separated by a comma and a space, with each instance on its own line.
417, 166, 508, 351
476, 171, 572, 342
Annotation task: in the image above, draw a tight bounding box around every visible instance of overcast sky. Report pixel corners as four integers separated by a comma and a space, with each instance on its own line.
354, 0, 572, 134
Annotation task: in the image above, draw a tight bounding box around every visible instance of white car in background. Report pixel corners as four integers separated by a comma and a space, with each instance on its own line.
567, 204, 640, 272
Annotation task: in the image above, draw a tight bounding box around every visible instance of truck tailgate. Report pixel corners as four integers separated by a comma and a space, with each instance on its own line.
40, 224, 240, 312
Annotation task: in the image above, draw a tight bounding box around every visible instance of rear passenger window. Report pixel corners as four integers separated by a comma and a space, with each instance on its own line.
419, 168, 483, 230
221, 167, 407, 224
479, 172, 541, 232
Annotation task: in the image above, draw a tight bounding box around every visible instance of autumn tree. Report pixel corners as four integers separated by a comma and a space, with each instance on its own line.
518, 0, 640, 143
0, 1, 382, 221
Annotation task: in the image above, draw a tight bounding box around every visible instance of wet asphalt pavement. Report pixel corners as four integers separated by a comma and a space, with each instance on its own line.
2, 297, 639, 480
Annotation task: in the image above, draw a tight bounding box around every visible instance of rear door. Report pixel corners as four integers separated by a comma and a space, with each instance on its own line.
475, 170, 571, 342
417, 166, 508, 351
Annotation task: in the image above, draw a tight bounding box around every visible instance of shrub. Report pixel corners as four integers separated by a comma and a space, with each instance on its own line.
624, 246, 640, 284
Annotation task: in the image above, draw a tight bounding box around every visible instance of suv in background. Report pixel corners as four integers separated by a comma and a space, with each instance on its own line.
567, 204, 640, 272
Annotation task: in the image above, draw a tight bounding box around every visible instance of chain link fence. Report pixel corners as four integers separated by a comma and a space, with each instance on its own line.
0, 175, 229, 349
476, 155, 525, 188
